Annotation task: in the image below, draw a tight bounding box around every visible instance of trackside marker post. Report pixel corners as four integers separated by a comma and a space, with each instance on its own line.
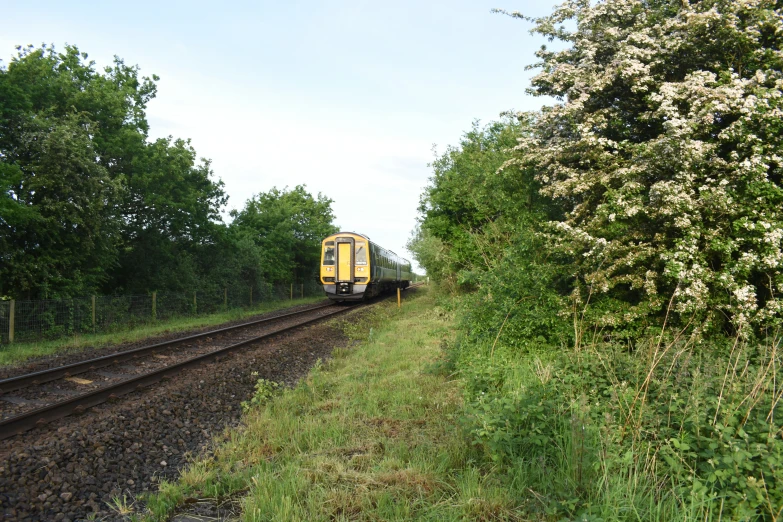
397, 287, 401, 309
8, 300, 14, 343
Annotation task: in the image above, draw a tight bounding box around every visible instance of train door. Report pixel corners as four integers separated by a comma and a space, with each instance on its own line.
335, 237, 355, 283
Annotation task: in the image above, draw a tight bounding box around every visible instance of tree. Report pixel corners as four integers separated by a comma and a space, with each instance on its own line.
111, 137, 227, 294
0, 44, 157, 298
0, 113, 122, 298
411, 117, 568, 344
229, 186, 337, 284
0, 44, 229, 298
507, 0, 783, 336
412, 117, 558, 291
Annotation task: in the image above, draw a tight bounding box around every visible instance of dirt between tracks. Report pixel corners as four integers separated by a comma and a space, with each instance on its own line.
0, 306, 365, 522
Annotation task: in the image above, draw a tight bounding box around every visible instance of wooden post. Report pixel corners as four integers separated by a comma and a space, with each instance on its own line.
92, 295, 96, 332
152, 292, 157, 320
193, 291, 197, 314
224, 288, 228, 309
301, 283, 304, 299
8, 300, 14, 344
397, 287, 401, 309
290, 283, 293, 300
250, 286, 253, 307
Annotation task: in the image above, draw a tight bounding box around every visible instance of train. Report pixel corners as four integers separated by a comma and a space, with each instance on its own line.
319, 231, 413, 301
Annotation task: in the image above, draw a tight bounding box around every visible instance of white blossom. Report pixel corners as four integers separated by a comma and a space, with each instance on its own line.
517, 0, 783, 333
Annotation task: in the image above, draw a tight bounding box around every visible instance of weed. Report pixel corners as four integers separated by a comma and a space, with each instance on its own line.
241, 379, 281, 413
107, 494, 135, 516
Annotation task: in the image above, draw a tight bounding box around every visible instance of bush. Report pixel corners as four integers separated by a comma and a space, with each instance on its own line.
457, 335, 783, 520
514, 0, 783, 336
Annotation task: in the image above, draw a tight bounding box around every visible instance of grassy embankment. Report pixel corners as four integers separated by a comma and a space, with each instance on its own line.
141, 287, 522, 521
140, 285, 782, 521
0, 297, 325, 367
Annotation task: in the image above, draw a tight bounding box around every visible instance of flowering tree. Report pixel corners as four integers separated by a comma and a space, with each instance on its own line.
509, 0, 783, 336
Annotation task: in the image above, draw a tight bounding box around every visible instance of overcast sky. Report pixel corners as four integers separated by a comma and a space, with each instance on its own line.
1, 0, 561, 272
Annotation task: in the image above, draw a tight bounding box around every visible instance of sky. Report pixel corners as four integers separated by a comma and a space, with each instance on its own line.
1, 0, 562, 272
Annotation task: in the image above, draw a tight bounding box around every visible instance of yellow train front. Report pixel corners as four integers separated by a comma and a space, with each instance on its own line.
319, 232, 412, 301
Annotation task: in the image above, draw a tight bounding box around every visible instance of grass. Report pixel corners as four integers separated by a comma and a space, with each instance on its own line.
141, 287, 523, 521
449, 317, 783, 521
0, 296, 325, 367
108, 494, 136, 517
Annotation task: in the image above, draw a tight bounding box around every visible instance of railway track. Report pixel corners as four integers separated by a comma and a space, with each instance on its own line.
0, 301, 352, 440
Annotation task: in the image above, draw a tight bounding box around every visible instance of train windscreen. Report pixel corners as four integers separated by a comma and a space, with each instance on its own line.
323, 242, 335, 265
355, 242, 367, 265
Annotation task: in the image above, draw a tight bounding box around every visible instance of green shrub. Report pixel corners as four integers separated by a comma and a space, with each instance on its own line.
457, 336, 782, 520
241, 378, 281, 413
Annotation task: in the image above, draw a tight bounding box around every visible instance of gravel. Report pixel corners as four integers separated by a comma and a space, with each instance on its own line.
0, 306, 361, 522
0, 304, 340, 422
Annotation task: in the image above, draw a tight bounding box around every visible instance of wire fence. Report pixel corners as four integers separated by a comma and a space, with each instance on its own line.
0, 281, 324, 345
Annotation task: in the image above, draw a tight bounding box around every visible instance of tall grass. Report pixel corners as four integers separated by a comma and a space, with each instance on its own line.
457, 303, 783, 521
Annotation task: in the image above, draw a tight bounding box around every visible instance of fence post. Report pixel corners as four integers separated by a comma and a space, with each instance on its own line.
152, 292, 157, 320
8, 300, 14, 344
193, 291, 197, 314
92, 295, 96, 332
290, 283, 293, 300
224, 288, 228, 309
250, 286, 253, 307
301, 283, 304, 299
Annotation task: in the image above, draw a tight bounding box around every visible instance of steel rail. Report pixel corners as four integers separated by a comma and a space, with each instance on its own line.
0, 302, 334, 395
0, 306, 354, 440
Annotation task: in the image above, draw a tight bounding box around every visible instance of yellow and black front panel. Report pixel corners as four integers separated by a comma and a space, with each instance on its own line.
320, 232, 372, 300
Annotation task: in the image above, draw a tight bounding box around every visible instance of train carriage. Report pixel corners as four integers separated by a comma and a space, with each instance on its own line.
320, 232, 412, 301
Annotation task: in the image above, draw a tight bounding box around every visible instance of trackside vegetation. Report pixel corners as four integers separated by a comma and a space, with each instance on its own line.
141, 288, 529, 521
409, 0, 783, 520
0, 296, 325, 367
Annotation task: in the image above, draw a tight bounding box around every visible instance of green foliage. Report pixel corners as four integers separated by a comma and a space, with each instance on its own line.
0, 44, 338, 301
241, 377, 281, 412
410, 117, 560, 293
111, 135, 229, 295
455, 336, 783, 520
410, 116, 568, 352
516, 0, 783, 337
409, 2, 783, 519
229, 185, 337, 284
459, 231, 573, 350
1, 113, 121, 297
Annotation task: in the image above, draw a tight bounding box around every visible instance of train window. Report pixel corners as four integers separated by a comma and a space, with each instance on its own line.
355, 242, 367, 265
323, 243, 335, 265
